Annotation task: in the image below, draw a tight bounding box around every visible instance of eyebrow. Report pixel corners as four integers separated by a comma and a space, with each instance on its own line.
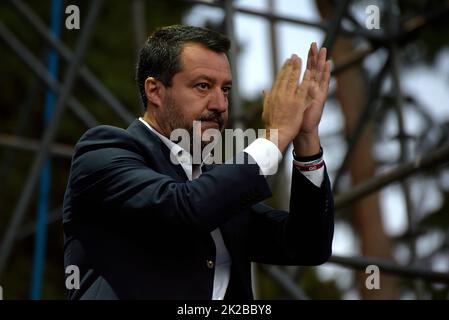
191, 75, 232, 86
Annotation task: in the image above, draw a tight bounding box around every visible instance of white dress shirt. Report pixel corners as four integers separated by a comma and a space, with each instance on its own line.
138, 117, 323, 299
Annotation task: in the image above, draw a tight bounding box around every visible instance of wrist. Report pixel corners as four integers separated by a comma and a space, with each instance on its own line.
263, 128, 289, 154
293, 146, 323, 162
293, 129, 320, 157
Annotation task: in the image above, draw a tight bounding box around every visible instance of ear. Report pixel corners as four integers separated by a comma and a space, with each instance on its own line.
144, 77, 164, 108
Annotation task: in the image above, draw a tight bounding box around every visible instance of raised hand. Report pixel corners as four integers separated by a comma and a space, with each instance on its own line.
262, 54, 311, 153
293, 43, 331, 156
301, 42, 331, 134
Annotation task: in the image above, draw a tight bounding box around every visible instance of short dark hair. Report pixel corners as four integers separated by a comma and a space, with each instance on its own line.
136, 25, 231, 110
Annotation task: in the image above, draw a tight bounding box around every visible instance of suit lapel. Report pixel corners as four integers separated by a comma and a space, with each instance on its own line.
126, 119, 188, 181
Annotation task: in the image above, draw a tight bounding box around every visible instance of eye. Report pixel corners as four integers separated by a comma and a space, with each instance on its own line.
196, 82, 210, 91
222, 86, 232, 95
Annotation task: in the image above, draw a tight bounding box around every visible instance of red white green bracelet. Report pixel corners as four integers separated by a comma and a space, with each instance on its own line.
294, 159, 324, 171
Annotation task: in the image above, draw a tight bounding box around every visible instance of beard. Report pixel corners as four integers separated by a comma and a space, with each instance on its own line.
161, 94, 226, 153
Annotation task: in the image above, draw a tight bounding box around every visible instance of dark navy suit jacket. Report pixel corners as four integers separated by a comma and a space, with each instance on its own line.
62, 119, 334, 299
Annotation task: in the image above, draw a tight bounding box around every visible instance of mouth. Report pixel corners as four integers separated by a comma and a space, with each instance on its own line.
200, 120, 220, 129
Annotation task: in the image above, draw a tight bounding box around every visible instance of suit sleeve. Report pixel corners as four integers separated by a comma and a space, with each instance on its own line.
246, 164, 334, 265
68, 126, 272, 233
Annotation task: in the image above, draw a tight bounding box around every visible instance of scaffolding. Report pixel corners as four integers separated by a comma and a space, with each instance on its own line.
0, 0, 448, 299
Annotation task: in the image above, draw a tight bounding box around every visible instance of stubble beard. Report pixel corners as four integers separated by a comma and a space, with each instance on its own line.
163, 95, 225, 153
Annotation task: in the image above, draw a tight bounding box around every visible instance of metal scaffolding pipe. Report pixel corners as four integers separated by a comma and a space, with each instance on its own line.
0, 134, 73, 158
183, 0, 389, 42
0, 22, 98, 128
329, 255, 449, 283
335, 144, 449, 210
261, 265, 309, 300
8, 0, 134, 124
387, 1, 418, 274
132, 0, 146, 55
0, 0, 105, 278
16, 208, 62, 242
0, 79, 39, 200
321, 0, 351, 58
332, 58, 391, 192
331, 45, 377, 75
186, 0, 326, 29
224, 0, 244, 129
30, 0, 62, 299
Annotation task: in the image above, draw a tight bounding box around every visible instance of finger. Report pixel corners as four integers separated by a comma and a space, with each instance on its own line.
311, 42, 318, 78
286, 55, 302, 92
309, 43, 319, 81
299, 69, 312, 103
312, 42, 318, 63
317, 47, 326, 73
273, 57, 293, 92
313, 47, 326, 84
306, 43, 314, 71
295, 75, 310, 103
320, 60, 331, 90
302, 69, 312, 82
262, 89, 271, 119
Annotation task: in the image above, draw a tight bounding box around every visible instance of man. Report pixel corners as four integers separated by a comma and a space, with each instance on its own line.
63, 25, 334, 300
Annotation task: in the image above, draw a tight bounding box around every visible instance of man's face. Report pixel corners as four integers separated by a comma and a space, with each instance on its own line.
158, 43, 232, 141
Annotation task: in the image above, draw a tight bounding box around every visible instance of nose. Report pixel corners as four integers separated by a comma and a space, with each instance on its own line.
207, 87, 228, 113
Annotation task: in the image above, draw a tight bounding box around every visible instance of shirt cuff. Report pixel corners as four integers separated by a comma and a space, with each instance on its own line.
293, 156, 325, 188
244, 138, 282, 176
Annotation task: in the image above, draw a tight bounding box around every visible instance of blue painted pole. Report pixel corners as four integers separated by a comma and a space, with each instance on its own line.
30, 0, 63, 300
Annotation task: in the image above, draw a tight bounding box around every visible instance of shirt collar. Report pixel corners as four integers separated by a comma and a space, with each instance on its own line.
138, 117, 213, 168
138, 117, 185, 161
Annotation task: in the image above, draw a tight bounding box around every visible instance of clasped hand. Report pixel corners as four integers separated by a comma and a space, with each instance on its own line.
262, 42, 331, 155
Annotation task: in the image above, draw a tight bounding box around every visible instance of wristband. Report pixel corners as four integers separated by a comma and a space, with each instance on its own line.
293, 146, 323, 162
294, 159, 324, 171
